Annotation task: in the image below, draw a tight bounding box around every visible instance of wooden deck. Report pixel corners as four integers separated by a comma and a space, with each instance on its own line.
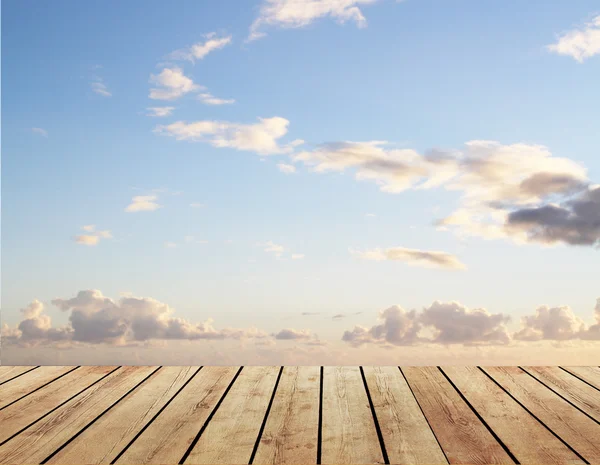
0, 366, 599, 464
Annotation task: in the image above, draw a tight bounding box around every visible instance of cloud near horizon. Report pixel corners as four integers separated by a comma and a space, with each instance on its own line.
350, 246, 467, 270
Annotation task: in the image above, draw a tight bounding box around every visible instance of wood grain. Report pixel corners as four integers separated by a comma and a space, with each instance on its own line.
0, 366, 117, 444
523, 366, 600, 422
45, 366, 198, 465
184, 366, 280, 464
561, 366, 600, 391
402, 366, 513, 465
253, 366, 320, 465
321, 366, 384, 465
484, 366, 600, 464
363, 366, 447, 465
0, 367, 38, 385
115, 366, 239, 465
0, 366, 77, 409
443, 366, 585, 464
0, 366, 157, 465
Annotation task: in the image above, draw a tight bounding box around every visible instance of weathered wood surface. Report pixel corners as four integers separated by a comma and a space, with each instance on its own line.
0, 365, 598, 465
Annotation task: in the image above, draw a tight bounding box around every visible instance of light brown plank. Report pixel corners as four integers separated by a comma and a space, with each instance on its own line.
402, 366, 513, 465
484, 366, 600, 464
0, 366, 77, 409
443, 366, 585, 464
363, 366, 447, 465
116, 366, 239, 465
0, 366, 38, 385
45, 366, 198, 465
523, 366, 600, 422
253, 366, 320, 465
562, 366, 600, 391
321, 366, 384, 465
184, 366, 280, 464
0, 366, 157, 465
0, 366, 117, 444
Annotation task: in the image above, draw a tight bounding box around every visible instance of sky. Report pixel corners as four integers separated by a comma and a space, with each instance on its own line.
1, 0, 599, 365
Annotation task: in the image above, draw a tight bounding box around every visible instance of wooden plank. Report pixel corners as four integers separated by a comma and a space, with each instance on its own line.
0, 366, 38, 385
523, 366, 600, 422
115, 366, 239, 465
321, 366, 384, 465
184, 366, 280, 464
45, 366, 198, 465
363, 366, 447, 465
0, 366, 117, 444
0, 366, 157, 465
443, 367, 585, 464
402, 366, 513, 465
484, 366, 600, 464
253, 366, 320, 465
0, 366, 77, 409
562, 366, 600, 391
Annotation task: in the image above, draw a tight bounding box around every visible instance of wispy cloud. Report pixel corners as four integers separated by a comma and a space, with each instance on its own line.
125, 195, 161, 213
73, 225, 112, 246
169, 32, 232, 62
31, 127, 48, 137
197, 92, 235, 105
155, 116, 301, 155
547, 14, 600, 62
146, 107, 175, 117
277, 163, 297, 174
190, 202, 205, 208
248, 0, 379, 41
350, 246, 467, 270
90, 77, 112, 97
149, 67, 200, 101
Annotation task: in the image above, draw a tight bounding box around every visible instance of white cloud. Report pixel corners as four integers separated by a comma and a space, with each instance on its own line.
365, 213, 376, 217
169, 32, 232, 62
73, 225, 112, 246
547, 15, 600, 62
91, 78, 112, 97
198, 92, 235, 105
291, 253, 305, 260
146, 107, 175, 117
165, 242, 177, 248
125, 195, 161, 213
149, 67, 200, 101
155, 116, 296, 155
277, 163, 297, 174
248, 0, 379, 41
190, 202, 205, 208
350, 246, 467, 270
514, 305, 588, 341
262, 241, 285, 258
31, 127, 48, 137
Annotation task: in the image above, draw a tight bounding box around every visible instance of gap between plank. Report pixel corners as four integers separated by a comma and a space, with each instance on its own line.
398, 367, 450, 465
437, 367, 520, 465
0, 367, 39, 386
317, 366, 323, 465
559, 367, 600, 393
479, 367, 589, 465
178, 366, 244, 465
0, 367, 81, 412
40, 366, 163, 464
518, 367, 600, 426
249, 366, 284, 464
0, 366, 122, 448
359, 366, 390, 464
110, 366, 204, 464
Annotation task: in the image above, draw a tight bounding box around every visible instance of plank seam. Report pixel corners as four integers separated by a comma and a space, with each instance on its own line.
249, 366, 284, 464
359, 367, 390, 464
479, 367, 590, 465
398, 367, 450, 465
0, 366, 39, 386
110, 366, 204, 465
40, 366, 163, 464
438, 367, 520, 465
519, 367, 600, 426
0, 366, 81, 412
559, 367, 600, 393
0, 366, 122, 447
178, 366, 244, 464
317, 366, 323, 465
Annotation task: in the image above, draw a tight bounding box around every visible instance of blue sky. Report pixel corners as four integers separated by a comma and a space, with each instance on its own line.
2, 0, 599, 363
